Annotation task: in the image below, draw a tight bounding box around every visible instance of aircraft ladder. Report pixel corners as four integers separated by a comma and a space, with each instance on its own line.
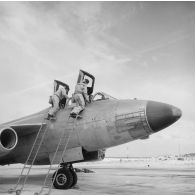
35, 115, 78, 195
8, 120, 49, 195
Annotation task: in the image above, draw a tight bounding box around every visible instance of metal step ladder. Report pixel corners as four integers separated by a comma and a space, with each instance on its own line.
8, 120, 49, 195
36, 115, 79, 195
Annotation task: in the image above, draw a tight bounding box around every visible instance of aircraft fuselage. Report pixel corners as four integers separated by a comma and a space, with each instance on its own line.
0, 98, 181, 165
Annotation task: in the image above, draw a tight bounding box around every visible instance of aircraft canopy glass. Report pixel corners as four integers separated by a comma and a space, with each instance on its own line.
92, 92, 117, 101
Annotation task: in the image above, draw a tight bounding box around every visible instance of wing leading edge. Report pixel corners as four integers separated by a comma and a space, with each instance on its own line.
10, 123, 45, 136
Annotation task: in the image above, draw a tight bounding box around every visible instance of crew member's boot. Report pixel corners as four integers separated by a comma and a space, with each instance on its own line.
45, 114, 56, 120
70, 112, 77, 118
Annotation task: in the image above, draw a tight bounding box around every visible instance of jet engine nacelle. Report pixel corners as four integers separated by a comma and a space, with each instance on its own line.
82, 149, 106, 162
0, 127, 18, 157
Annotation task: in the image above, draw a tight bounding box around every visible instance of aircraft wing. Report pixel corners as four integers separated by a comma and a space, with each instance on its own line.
0, 109, 48, 137
10, 123, 45, 136
0, 123, 45, 161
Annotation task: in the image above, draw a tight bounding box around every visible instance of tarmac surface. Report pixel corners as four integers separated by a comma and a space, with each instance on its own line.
0, 162, 195, 195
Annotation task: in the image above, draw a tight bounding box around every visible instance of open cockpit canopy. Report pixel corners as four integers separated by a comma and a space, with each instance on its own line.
77, 70, 95, 96
54, 80, 70, 94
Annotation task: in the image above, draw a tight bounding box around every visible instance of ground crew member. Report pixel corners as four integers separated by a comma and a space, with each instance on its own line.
47, 86, 70, 120
70, 79, 89, 117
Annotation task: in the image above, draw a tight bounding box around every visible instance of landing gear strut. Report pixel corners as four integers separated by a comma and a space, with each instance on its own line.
52, 163, 77, 189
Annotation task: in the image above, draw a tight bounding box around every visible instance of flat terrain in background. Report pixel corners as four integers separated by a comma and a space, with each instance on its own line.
0, 159, 195, 195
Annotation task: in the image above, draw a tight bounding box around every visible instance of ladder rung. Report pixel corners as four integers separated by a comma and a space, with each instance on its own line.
44, 184, 51, 187
29, 151, 37, 155
34, 143, 42, 147
26, 161, 33, 165
27, 157, 35, 162
45, 180, 53, 186
23, 165, 31, 169
44, 180, 53, 187
19, 174, 26, 177
34, 140, 42, 144
45, 175, 53, 180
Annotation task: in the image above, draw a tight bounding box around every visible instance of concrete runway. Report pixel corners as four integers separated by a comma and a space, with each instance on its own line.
0, 164, 195, 195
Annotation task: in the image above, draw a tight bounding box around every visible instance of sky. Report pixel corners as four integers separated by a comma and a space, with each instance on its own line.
0, 2, 195, 157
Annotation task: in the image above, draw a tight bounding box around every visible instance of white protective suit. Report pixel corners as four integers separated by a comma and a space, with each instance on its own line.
48, 87, 69, 116
71, 82, 89, 115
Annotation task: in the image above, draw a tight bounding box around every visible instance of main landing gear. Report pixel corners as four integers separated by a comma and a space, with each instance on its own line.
52, 163, 78, 189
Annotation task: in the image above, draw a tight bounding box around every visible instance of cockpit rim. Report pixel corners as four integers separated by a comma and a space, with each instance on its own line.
92, 92, 117, 102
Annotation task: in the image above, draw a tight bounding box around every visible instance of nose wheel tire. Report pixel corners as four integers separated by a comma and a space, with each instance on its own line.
69, 169, 78, 188
53, 168, 73, 189
16, 190, 21, 195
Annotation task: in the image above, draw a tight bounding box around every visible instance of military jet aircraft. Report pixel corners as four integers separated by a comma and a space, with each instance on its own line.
0, 70, 182, 195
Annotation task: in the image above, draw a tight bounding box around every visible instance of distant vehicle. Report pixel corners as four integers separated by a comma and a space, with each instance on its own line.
0, 70, 182, 195
177, 157, 184, 161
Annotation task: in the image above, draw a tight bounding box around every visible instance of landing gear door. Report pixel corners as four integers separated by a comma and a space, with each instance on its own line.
77, 70, 95, 95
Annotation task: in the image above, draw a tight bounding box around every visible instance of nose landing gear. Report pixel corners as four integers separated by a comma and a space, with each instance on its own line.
52, 163, 77, 189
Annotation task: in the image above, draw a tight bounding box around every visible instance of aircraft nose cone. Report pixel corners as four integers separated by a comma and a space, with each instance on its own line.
146, 101, 182, 132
